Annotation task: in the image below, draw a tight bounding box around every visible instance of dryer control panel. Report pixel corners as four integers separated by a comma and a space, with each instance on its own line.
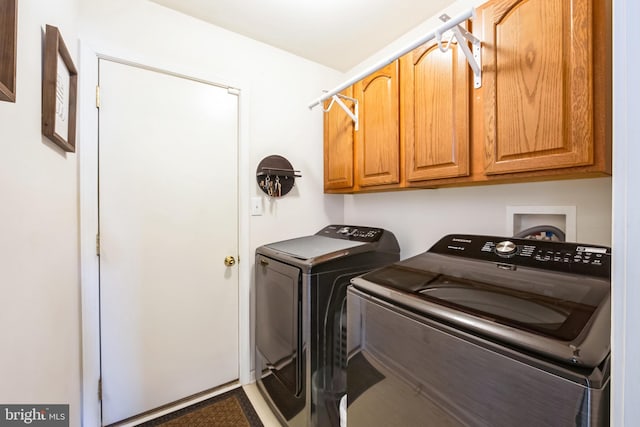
317, 225, 384, 242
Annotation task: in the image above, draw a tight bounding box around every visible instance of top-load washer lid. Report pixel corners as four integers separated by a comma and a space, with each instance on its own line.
265, 235, 366, 260
351, 234, 611, 368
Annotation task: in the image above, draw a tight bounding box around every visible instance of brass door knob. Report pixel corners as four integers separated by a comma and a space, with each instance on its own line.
224, 256, 236, 267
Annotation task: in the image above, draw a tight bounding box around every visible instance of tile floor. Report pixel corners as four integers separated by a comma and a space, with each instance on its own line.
243, 383, 281, 426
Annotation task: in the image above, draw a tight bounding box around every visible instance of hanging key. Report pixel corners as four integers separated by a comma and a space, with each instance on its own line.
264, 175, 271, 196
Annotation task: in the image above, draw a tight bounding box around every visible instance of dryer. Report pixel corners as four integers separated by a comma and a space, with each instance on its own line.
255, 225, 400, 427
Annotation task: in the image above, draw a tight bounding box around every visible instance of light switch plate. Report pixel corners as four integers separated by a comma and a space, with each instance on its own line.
251, 196, 263, 216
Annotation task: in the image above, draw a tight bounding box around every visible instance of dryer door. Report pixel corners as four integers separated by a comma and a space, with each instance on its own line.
256, 255, 303, 396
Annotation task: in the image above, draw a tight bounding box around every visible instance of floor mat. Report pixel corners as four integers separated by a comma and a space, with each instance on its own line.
137, 388, 264, 427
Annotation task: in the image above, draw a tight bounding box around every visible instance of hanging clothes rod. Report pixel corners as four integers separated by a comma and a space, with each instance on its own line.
308, 8, 476, 110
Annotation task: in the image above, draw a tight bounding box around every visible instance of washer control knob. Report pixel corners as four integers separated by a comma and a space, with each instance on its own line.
337, 227, 350, 235
495, 241, 517, 256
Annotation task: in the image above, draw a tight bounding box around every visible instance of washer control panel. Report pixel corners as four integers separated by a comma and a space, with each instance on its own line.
317, 225, 384, 242
430, 234, 611, 278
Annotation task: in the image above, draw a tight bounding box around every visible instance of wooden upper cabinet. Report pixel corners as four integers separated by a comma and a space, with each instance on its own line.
478, 0, 595, 175
323, 87, 355, 191
321, 0, 609, 193
354, 61, 400, 187
401, 38, 470, 182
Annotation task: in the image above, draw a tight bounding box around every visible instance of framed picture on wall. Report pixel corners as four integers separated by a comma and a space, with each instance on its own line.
42, 24, 77, 152
0, 0, 18, 102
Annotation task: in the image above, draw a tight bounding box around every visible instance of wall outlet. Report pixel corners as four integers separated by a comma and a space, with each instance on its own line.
251, 196, 263, 216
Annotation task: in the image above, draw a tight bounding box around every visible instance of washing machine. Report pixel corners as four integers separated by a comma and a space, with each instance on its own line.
347, 234, 610, 426
255, 224, 400, 427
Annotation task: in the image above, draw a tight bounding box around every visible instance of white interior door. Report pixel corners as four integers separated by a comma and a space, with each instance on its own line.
98, 59, 239, 425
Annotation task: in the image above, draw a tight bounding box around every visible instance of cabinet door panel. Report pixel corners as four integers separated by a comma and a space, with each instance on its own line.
402, 39, 469, 182
323, 87, 354, 190
355, 62, 400, 187
480, 0, 593, 174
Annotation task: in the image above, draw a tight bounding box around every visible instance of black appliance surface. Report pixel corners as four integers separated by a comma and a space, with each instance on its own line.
255, 225, 400, 427
348, 234, 611, 427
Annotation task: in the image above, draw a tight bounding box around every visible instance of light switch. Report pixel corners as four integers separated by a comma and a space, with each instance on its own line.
251, 196, 263, 216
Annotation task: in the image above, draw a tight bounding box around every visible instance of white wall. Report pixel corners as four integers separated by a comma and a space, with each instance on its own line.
345, 178, 612, 258
0, 0, 82, 425
612, 0, 640, 424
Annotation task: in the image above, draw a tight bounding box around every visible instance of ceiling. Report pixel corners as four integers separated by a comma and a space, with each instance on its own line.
148, 0, 454, 71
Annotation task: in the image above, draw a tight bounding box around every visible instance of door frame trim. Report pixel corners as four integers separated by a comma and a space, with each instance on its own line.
78, 42, 251, 426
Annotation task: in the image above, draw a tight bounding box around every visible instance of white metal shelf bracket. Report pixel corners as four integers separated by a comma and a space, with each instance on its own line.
438, 14, 482, 88
321, 93, 359, 131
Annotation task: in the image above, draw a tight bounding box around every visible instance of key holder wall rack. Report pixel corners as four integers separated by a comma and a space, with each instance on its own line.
256, 155, 301, 198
